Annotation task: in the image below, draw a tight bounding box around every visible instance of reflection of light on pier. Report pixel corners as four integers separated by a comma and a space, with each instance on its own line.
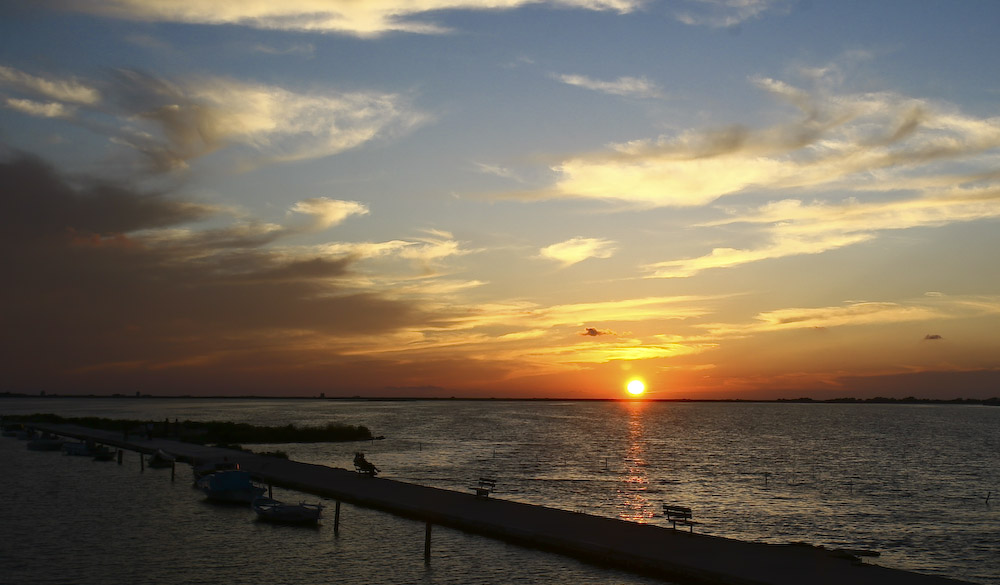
616, 400, 654, 523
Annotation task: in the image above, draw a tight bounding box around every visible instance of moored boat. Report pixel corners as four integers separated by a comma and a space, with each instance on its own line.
63, 441, 95, 456
147, 449, 176, 468
196, 470, 265, 504
192, 459, 240, 480
27, 433, 65, 451
252, 497, 323, 525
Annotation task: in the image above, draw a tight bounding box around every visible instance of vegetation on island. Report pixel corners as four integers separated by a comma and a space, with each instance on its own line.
2, 413, 374, 445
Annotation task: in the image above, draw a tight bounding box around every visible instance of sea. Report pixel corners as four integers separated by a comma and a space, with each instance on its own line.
2, 398, 997, 585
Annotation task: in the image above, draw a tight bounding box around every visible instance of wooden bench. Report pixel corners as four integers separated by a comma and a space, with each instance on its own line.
471, 477, 497, 498
663, 504, 695, 532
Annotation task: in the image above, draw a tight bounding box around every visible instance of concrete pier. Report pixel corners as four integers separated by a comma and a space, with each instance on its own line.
28, 423, 970, 585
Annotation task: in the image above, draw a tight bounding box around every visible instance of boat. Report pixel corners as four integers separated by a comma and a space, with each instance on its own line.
147, 449, 176, 468
252, 497, 323, 525
192, 459, 240, 480
63, 441, 96, 456
92, 445, 116, 461
196, 470, 266, 504
27, 433, 65, 451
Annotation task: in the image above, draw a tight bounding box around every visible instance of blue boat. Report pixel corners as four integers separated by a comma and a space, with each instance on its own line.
196, 470, 265, 504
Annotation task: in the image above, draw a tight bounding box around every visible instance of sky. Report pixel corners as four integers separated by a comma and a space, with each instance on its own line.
2, 1, 999, 400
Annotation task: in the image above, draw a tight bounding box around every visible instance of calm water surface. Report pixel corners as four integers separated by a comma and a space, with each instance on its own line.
2, 398, 998, 584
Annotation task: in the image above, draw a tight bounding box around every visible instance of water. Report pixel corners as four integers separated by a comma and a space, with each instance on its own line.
2, 398, 998, 584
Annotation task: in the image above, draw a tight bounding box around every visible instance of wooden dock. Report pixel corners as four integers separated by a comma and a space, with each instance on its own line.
30, 423, 970, 585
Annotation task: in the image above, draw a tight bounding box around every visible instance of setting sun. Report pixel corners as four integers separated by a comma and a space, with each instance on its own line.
626, 379, 645, 396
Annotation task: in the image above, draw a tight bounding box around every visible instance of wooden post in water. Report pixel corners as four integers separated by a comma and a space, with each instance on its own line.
334, 501, 341, 533
117, 450, 123, 465
424, 522, 432, 563
140, 452, 144, 472
268, 483, 273, 498
171, 461, 175, 482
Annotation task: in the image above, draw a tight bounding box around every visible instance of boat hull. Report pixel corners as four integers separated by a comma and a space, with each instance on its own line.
196, 471, 265, 504
252, 497, 323, 525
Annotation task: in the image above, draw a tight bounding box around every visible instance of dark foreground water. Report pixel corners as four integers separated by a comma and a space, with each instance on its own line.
2, 398, 998, 584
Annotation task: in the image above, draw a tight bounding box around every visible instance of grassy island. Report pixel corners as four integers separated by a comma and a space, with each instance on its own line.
3, 413, 374, 444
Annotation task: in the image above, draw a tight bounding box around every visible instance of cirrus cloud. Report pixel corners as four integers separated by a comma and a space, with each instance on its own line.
540, 236, 617, 266
62, 0, 645, 37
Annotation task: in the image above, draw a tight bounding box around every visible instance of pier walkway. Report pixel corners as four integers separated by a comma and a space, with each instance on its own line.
31, 423, 969, 585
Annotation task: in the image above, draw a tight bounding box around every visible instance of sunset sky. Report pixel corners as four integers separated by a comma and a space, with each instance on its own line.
2, 1, 999, 399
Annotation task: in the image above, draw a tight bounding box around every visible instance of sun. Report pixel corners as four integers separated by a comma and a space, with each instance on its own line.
626, 379, 645, 396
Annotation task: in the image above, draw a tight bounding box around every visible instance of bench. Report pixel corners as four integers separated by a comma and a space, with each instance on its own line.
471, 477, 497, 498
663, 504, 695, 532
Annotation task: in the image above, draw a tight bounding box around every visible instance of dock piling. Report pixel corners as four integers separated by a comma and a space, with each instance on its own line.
424, 522, 432, 563
117, 450, 123, 465
334, 501, 341, 533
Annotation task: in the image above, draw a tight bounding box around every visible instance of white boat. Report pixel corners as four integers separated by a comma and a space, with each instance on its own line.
147, 449, 176, 468
196, 470, 265, 504
192, 459, 240, 480
63, 441, 96, 456
252, 497, 323, 525
27, 433, 65, 451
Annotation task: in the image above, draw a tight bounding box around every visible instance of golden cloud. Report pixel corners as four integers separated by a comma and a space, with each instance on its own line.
67, 0, 643, 36
0, 65, 101, 104
539, 236, 617, 266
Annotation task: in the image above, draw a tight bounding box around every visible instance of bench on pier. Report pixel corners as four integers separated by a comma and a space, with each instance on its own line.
471, 477, 497, 498
663, 504, 695, 532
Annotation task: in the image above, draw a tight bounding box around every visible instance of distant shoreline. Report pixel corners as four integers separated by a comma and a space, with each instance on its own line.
2, 392, 997, 406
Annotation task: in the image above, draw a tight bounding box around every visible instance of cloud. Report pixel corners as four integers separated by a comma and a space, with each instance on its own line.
540, 237, 616, 266
63, 0, 644, 37
0, 65, 101, 104
1, 65, 425, 172
646, 184, 1000, 277
581, 327, 615, 336
700, 296, 1000, 338
674, 0, 788, 28
439, 296, 713, 334
289, 198, 369, 231
555, 73, 662, 98
924, 334, 943, 340
251, 43, 316, 57
4, 98, 73, 118
0, 154, 462, 389
505, 65, 1000, 277
474, 162, 520, 180
512, 69, 1000, 212
107, 70, 426, 171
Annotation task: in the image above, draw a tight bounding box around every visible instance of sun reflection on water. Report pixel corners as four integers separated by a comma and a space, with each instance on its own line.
616, 400, 655, 523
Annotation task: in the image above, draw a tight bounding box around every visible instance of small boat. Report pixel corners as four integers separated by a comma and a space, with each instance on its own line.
252, 497, 323, 525
147, 449, 176, 468
63, 441, 96, 456
196, 470, 266, 504
27, 433, 65, 451
192, 459, 240, 480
